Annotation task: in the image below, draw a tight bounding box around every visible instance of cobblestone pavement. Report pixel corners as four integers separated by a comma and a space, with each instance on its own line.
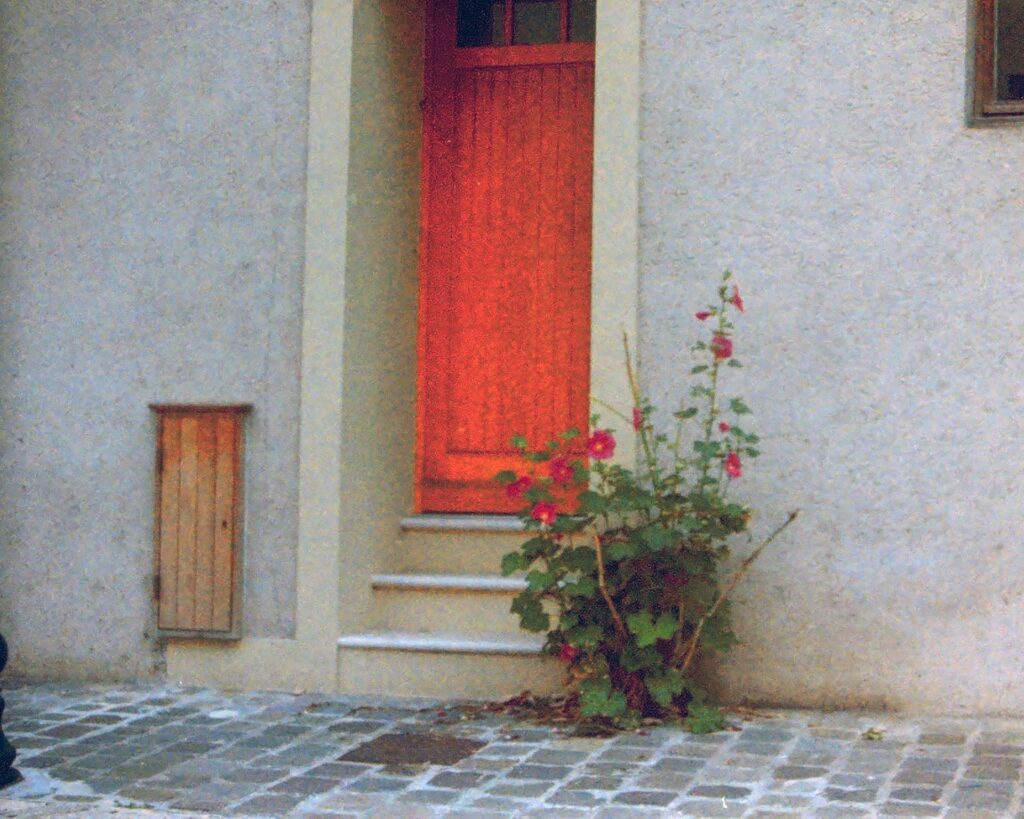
2, 683, 1024, 817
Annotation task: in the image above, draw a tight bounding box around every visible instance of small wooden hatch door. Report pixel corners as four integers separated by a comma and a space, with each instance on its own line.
417, 0, 596, 513
151, 405, 249, 639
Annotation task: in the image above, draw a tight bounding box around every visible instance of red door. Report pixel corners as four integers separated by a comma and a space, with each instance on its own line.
417, 0, 596, 513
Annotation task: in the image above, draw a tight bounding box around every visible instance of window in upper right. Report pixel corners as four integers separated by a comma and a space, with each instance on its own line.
973, 0, 1024, 121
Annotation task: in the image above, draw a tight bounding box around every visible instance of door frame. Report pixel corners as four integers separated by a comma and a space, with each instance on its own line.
164, 0, 640, 694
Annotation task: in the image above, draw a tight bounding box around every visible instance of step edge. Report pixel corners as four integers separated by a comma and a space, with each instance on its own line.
337, 631, 545, 656
371, 573, 527, 592
400, 514, 526, 533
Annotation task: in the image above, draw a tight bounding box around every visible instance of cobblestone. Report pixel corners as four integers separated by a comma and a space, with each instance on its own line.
4, 683, 1024, 816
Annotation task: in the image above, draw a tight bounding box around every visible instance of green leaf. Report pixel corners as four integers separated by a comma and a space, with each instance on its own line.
700, 613, 739, 653
675, 407, 699, 420
621, 643, 661, 673
605, 539, 637, 560
745, 447, 761, 457
500, 551, 525, 576
641, 525, 675, 552
579, 678, 628, 718
727, 359, 743, 368
647, 668, 685, 707
511, 593, 550, 632
564, 576, 598, 599
684, 703, 726, 734
690, 365, 708, 374
567, 624, 603, 648
577, 490, 608, 516
521, 536, 551, 560
526, 569, 557, 592
560, 427, 581, 441
693, 440, 721, 460
511, 435, 528, 449
626, 610, 677, 647
687, 578, 716, 608
562, 547, 596, 573
495, 470, 518, 484
728, 397, 752, 415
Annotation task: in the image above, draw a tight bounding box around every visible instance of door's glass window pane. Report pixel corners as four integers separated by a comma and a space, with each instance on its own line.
513, 0, 560, 45
458, 0, 505, 47
997, 0, 1024, 99
569, 0, 595, 43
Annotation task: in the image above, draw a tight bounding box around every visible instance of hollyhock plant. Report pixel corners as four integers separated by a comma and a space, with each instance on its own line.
496, 271, 796, 734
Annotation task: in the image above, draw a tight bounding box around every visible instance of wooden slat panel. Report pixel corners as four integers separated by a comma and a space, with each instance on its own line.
193, 414, 217, 631
153, 405, 247, 638
157, 416, 181, 629
453, 42, 594, 68
176, 416, 199, 631
212, 413, 238, 631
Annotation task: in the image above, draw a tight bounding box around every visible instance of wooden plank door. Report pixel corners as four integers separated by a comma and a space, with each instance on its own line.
152, 405, 248, 639
417, 0, 595, 513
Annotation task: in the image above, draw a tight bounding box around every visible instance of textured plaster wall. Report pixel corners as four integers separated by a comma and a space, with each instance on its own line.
0, 0, 310, 679
640, 1, 1024, 713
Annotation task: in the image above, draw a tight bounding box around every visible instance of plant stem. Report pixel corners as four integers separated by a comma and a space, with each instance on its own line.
677, 510, 800, 672
622, 332, 662, 494
593, 530, 628, 640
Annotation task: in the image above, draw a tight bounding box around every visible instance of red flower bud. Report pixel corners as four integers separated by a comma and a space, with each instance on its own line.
695, 311, 712, 321
725, 451, 742, 479
711, 335, 733, 360
632, 407, 644, 431
559, 643, 579, 663
719, 422, 731, 433
731, 285, 744, 312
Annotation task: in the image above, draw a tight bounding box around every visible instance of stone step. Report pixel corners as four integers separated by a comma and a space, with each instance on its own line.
395, 515, 529, 575
336, 630, 562, 699
369, 573, 527, 635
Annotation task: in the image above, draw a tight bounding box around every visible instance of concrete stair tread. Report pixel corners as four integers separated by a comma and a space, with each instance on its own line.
371, 573, 526, 592
336, 631, 545, 655
400, 514, 525, 532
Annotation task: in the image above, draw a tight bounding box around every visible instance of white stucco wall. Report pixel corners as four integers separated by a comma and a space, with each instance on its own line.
640, 1, 1024, 712
0, 0, 310, 679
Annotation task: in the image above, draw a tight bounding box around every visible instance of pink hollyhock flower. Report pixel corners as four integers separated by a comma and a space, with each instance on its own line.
559, 643, 579, 663
711, 335, 733, 360
632, 407, 644, 431
719, 421, 731, 433
725, 451, 742, 479
586, 429, 616, 460
731, 285, 744, 312
548, 456, 574, 485
506, 475, 532, 499
530, 501, 558, 525
695, 311, 712, 321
